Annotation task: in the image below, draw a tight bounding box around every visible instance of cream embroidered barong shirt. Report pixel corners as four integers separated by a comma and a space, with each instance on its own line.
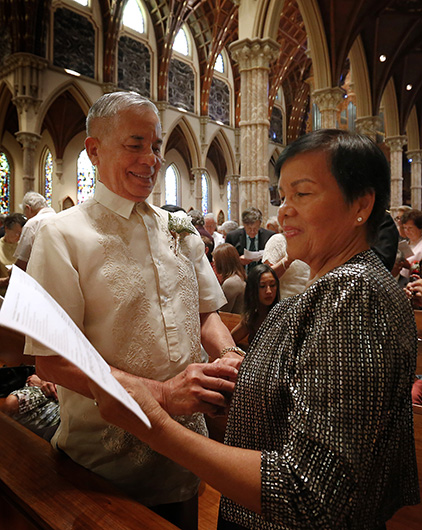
25, 181, 226, 505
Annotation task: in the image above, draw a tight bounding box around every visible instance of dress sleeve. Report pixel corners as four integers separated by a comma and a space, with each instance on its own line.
262, 234, 287, 265
260, 275, 415, 527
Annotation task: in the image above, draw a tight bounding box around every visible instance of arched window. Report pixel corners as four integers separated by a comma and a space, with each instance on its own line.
72, 0, 88, 5
44, 150, 53, 207
214, 53, 224, 74
122, 0, 145, 33
227, 180, 232, 220
201, 172, 210, 215
77, 149, 96, 203
0, 151, 11, 213
165, 163, 179, 205
173, 28, 189, 56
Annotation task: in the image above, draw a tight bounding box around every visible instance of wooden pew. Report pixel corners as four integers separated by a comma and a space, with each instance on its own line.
218, 311, 248, 349
0, 412, 177, 530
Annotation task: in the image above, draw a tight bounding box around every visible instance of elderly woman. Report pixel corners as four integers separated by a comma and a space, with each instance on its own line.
90, 130, 419, 530
397, 209, 422, 282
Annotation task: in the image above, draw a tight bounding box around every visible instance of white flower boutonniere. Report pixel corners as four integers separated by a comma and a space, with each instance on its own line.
168, 211, 197, 255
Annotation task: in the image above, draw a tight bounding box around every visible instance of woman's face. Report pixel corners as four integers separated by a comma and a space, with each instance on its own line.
277, 150, 370, 274
258, 272, 278, 306
402, 220, 422, 243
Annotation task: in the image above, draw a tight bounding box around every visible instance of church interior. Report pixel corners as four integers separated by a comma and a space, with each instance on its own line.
1, 1, 422, 529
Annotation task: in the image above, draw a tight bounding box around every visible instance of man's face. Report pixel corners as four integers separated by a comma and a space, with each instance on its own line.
204, 218, 216, 234
244, 221, 260, 239
85, 106, 163, 202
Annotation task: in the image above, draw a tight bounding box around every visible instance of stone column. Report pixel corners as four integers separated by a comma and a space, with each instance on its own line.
355, 116, 382, 142
385, 135, 407, 210
312, 87, 344, 129
191, 167, 207, 211
228, 174, 240, 222
229, 38, 280, 221
407, 150, 422, 210
15, 132, 41, 194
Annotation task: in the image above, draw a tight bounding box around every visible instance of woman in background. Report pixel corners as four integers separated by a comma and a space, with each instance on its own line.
213, 243, 246, 314
231, 264, 279, 346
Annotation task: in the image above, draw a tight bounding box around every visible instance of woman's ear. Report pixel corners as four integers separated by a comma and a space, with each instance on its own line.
355, 190, 376, 225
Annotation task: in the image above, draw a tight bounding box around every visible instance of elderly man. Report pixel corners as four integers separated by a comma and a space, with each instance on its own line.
25, 91, 240, 529
204, 213, 224, 248
14, 192, 55, 271
225, 206, 275, 270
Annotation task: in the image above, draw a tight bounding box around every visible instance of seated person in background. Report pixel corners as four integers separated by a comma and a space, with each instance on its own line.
14, 192, 56, 271
0, 213, 26, 296
213, 243, 246, 314
0, 373, 60, 441
265, 216, 280, 233
201, 235, 214, 263
220, 220, 238, 239
225, 207, 275, 271
262, 231, 310, 298
205, 213, 225, 249
396, 209, 422, 284
231, 263, 280, 346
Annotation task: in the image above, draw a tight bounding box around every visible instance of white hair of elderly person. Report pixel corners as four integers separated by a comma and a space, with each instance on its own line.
204, 212, 225, 248
89, 129, 420, 530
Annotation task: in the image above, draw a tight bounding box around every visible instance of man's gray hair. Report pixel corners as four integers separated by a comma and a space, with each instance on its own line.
242, 207, 262, 225
86, 91, 159, 135
204, 213, 217, 222
22, 191, 48, 211
221, 220, 238, 233
188, 209, 204, 226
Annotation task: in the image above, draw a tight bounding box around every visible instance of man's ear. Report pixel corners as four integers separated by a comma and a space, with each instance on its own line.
85, 137, 99, 166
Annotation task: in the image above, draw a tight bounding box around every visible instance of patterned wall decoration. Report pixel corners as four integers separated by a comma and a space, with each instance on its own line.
168, 59, 194, 112
269, 106, 283, 144
209, 77, 230, 125
53, 8, 95, 78
118, 36, 150, 96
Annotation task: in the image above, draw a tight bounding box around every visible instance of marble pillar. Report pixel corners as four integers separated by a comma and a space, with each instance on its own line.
228, 174, 240, 222
312, 87, 344, 129
229, 38, 279, 221
385, 135, 407, 210
407, 150, 422, 210
191, 167, 207, 211
15, 132, 41, 194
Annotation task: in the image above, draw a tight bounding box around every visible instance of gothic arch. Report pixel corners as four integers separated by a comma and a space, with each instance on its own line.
349, 36, 372, 118
0, 83, 14, 137
406, 107, 420, 152
206, 128, 236, 178
382, 79, 400, 138
163, 116, 201, 170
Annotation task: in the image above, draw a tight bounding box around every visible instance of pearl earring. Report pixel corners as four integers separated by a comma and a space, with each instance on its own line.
357, 217, 363, 222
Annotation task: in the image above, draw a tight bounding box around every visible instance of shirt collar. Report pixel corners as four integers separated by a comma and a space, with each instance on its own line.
93, 180, 157, 219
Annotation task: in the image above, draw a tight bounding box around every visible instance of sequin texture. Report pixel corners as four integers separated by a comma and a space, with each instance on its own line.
220, 250, 419, 529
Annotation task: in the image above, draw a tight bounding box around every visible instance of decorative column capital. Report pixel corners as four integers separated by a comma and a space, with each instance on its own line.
385, 135, 407, 152
2, 52, 48, 77
228, 174, 240, 183
15, 131, 41, 150
312, 87, 344, 111
191, 167, 207, 179
355, 116, 382, 140
407, 150, 422, 164
229, 38, 280, 71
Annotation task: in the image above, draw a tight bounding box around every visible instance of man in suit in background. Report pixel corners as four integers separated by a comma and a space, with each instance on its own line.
225, 207, 275, 271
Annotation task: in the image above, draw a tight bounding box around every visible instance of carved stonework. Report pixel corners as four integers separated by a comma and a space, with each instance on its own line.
229, 38, 279, 71
355, 116, 382, 141
312, 87, 344, 129
15, 131, 41, 194
385, 135, 407, 153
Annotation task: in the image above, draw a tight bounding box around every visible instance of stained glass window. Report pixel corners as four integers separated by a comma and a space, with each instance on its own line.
0, 151, 11, 214
77, 149, 96, 203
165, 163, 179, 205
227, 180, 231, 220
44, 150, 53, 207
214, 54, 224, 73
201, 172, 209, 215
122, 0, 145, 33
173, 28, 189, 56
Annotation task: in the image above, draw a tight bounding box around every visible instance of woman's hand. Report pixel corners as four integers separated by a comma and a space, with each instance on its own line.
405, 278, 422, 307
88, 378, 170, 448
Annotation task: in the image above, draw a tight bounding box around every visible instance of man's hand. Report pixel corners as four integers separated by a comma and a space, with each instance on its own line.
161, 358, 239, 417
239, 255, 253, 266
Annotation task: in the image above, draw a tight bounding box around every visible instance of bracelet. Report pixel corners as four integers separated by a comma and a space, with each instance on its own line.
220, 346, 246, 358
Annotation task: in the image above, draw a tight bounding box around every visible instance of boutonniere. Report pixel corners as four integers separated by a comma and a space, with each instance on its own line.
168, 211, 197, 255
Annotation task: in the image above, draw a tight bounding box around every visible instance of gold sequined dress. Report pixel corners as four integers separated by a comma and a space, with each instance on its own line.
219, 250, 419, 530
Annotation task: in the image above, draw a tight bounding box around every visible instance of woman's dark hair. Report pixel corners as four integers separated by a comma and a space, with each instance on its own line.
243, 264, 279, 330
213, 243, 246, 282
401, 209, 422, 229
274, 129, 390, 244
4, 213, 26, 230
